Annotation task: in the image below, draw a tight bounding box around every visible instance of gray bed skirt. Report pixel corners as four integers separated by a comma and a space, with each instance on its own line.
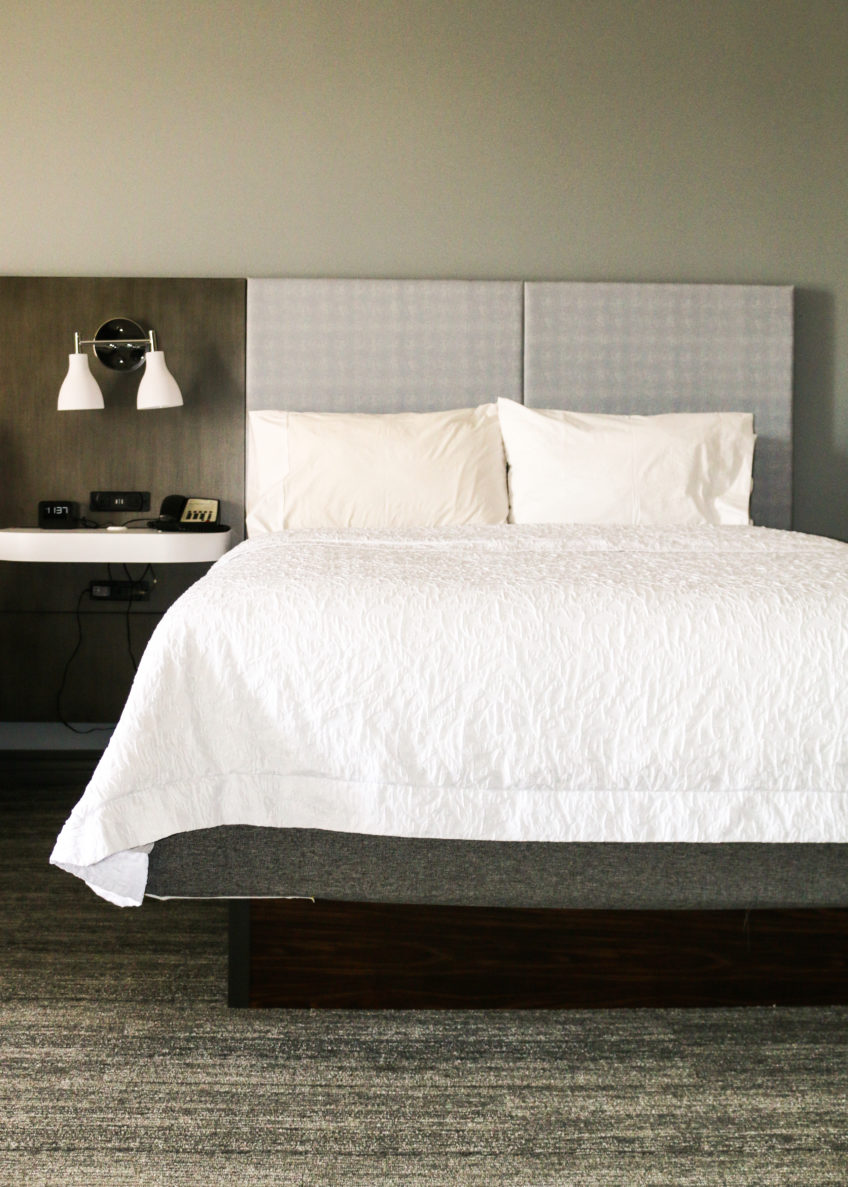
145, 828, 848, 909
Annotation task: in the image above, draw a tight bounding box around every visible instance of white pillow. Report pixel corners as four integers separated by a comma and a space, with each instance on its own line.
497, 398, 755, 526
247, 405, 508, 534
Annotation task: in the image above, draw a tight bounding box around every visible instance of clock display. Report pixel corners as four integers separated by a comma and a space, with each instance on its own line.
38, 500, 80, 529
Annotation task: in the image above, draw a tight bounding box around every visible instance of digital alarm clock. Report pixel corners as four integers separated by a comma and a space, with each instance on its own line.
38, 500, 80, 529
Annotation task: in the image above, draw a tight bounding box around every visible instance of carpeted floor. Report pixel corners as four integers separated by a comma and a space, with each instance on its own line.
2, 755, 847, 1185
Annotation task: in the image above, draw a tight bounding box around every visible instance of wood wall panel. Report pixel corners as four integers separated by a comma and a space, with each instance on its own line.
0, 277, 246, 722
1, 610, 161, 721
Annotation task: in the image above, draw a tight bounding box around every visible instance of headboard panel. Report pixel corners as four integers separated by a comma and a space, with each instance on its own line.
524, 283, 793, 529
247, 279, 523, 412
246, 279, 794, 529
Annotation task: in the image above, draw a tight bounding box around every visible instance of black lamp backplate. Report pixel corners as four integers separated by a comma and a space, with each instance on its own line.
93, 317, 147, 371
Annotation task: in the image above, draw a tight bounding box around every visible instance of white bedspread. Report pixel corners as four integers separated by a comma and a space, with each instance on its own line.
51, 525, 848, 905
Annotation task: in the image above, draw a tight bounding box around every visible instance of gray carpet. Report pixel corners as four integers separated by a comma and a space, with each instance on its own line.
2, 759, 848, 1185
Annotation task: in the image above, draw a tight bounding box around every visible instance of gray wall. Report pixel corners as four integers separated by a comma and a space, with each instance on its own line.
0, 0, 846, 538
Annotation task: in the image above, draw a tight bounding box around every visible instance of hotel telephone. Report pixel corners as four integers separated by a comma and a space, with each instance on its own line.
150, 495, 228, 532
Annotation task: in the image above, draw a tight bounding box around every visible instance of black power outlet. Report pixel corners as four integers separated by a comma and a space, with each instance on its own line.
89, 580, 151, 601
89, 491, 151, 513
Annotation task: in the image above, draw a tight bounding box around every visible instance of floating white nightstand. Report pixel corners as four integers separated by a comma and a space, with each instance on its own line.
0, 528, 233, 564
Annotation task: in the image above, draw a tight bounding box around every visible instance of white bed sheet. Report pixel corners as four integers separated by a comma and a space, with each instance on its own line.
51, 525, 848, 905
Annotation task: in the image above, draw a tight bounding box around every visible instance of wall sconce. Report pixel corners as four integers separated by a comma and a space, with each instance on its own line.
57, 318, 183, 411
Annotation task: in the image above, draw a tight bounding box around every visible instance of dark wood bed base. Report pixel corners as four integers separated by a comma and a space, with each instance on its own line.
228, 900, 848, 1009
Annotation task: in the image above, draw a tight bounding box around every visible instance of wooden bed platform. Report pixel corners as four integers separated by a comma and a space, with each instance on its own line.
229, 900, 848, 1009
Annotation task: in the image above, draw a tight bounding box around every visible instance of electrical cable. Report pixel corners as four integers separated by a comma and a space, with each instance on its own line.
57, 587, 110, 735
123, 563, 139, 672
58, 563, 157, 734
122, 562, 157, 674
120, 516, 158, 529
78, 516, 153, 529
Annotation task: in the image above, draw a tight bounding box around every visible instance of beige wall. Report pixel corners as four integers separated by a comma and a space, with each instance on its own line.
1, 0, 846, 536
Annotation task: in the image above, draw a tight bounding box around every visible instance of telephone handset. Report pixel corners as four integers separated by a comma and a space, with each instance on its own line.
150, 496, 229, 532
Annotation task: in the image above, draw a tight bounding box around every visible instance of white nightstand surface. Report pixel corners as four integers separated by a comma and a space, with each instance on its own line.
0, 527, 233, 563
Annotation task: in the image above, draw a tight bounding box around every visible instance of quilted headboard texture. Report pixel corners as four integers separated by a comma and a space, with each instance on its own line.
247, 279, 524, 412
246, 279, 793, 528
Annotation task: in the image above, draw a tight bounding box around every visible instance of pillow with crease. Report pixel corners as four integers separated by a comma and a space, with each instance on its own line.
247, 405, 508, 535
497, 398, 755, 526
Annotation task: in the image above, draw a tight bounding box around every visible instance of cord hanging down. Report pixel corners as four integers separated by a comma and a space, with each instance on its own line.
58, 564, 157, 733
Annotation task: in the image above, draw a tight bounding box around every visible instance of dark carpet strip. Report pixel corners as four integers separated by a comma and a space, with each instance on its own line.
2, 754, 848, 1185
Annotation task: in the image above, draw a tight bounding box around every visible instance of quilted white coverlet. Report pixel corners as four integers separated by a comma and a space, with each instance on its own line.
51, 525, 848, 905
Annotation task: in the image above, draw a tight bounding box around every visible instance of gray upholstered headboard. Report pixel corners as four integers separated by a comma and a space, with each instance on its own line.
246, 279, 793, 528
247, 279, 524, 412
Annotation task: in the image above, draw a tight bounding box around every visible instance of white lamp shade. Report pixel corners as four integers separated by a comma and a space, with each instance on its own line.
137, 350, 183, 410
57, 353, 104, 410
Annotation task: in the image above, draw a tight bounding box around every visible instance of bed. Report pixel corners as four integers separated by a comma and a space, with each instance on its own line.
50, 280, 848, 1007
